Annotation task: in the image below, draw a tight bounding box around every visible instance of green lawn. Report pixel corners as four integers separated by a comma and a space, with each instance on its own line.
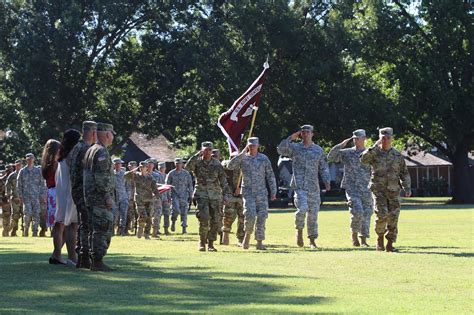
0, 202, 473, 314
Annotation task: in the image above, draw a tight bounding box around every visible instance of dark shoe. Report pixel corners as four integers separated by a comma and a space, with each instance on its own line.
237, 238, 244, 247
182, 226, 187, 234
39, 228, 46, 237
208, 240, 217, 252
171, 221, 176, 232
352, 232, 360, 247
256, 240, 266, 250
199, 236, 206, 252
49, 257, 66, 265
386, 240, 397, 252
32, 231, 38, 237
76, 254, 91, 269
360, 236, 369, 247
164, 227, 170, 235
296, 229, 304, 247
90, 260, 115, 272
144, 233, 151, 240
376, 235, 385, 251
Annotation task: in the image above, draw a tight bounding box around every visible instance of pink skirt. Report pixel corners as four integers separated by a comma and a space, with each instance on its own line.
46, 187, 57, 228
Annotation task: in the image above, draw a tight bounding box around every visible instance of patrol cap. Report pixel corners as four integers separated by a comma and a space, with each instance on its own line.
15, 159, 23, 164
300, 124, 314, 132
97, 122, 116, 135
247, 137, 259, 145
113, 158, 124, 164
174, 158, 183, 164
25, 153, 35, 160
82, 121, 97, 132
139, 161, 148, 167
352, 129, 366, 138
201, 141, 213, 149
379, 127, 393, 137
128, 161, 137, 166
147, 158, 157, 164
158, 162, 166, 168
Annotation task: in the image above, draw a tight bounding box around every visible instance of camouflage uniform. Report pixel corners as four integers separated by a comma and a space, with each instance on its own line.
360, 143, 411, 243
17, 166, 46, 235
227, 152, 277, 241
83, 141, 115, 262
158, 163, 171, 231
70, 140, 92, 258
150, 170, 164, 233
125, 169, 136, 232
328, 144, 373, 237
185, 152, 229, 242
165, 168, 193, 228
277, 137, 330, 239
1, 173, 11, 236
129, 170, 159, 237
221, 160, 245, 242
5, 170, 21, 235
113, 168, 129, 233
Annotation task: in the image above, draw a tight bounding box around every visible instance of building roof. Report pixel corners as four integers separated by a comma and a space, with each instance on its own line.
403, 151, 452, 167
122, 133, 177, 163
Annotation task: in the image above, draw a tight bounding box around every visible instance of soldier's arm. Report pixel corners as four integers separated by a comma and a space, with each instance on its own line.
94, 151, 114, 208
5, 174, 12, 196
265, 157, 277, 197
328, 138, 351, 162
277, 137, 294, 158
184, 152, 200, 174
319, 153, 331, 187
16, 170, 23, 199
218, 164, 231, 199
360, 144, 380, 165
227, 152, 244, 170
186, 172, 194, 200
399, 157, 411, 192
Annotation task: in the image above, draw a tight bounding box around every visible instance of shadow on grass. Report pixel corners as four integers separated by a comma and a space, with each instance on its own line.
0, 248, 332, 313
397, 246, 474, 258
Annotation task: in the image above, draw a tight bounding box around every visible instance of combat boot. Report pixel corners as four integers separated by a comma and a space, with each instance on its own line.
32, 231, 38, 237
90, 260, 115, 272
242, 233, 251, 250
199, 236, 206, 252
386, 239, 396, 252
23, 229, 28, 237
309, 237, 317, 249
296, 229, 304, 247
164, 227, 170, 235
218, 231, 223, 245
152, 228, 158, 238
137, 226, 144, 239
182, 226, 187, 234
256, 240, 266, 250
360, 236, 369, 247
208, 240, 217, 252
376, 235, 385, 251
171, 220, 176, 232
144, 233, 151, 240
237, 238, 244, 247
352, 232, 360, 247
222, 232, 230, 245
11, 229, 17, 237
39, 228, 46, 237
76, 254, 91, 269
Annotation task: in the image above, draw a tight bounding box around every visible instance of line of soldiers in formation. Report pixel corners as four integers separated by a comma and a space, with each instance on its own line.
1, 121, 411, 271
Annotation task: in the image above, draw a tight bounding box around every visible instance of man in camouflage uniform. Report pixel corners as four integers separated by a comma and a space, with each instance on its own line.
70, 120, 97, 268
221, 152, 245, 246
125, 161, 137, 234
360, 127, 411, 252
1, 165, 13, 236
128, 161, 160, 239
5, 160, 23, 236
17, 153, 47, 237
227, 137, 276, 250
212, 149, 225, 244
328, 129, 373, 247
277, 125, 331, 249
83, 122, 116, 271
158, 161, 172, 235
166, 158, 193, 234
113, 158, 129, 236
148, 159, 163, 238
185, 141, 229, 252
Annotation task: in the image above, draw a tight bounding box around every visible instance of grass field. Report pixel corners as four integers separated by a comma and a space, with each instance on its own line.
0, 200, 473, 314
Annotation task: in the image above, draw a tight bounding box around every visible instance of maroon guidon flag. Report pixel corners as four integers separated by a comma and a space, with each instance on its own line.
217, 61, 269, 154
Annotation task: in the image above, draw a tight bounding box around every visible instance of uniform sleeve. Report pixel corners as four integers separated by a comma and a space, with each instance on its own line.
186, 172, 193, 199
399, 157, 411, 192
360, 145, 379, 165
218, 164, 231, 198
277, 137, 294, 157
5, 174, 13, 196
227, 153, 243, 170
265, 157, 277, 196
327, 143, 345, 163
94, 150, 113, 203
16, 170, 24, 199
319, 154, 331, 184
184, 152, 200, 174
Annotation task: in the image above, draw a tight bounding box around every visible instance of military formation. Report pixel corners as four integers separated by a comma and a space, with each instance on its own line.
1, 121, 412, 271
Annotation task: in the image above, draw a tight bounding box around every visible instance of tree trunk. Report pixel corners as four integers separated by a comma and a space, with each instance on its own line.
450, 147, 474, 204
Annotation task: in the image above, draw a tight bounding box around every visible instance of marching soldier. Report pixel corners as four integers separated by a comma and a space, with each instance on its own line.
113, 158, 129, 236
5, 160, 23, 236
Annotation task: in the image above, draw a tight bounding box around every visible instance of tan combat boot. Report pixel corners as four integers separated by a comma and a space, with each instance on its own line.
152, 228, 158, 238
309, 237, 317, 249
386, 239, 396, 252
296, 229, 304, 247
256, 240, 266, 250
376, 235, 385, 251
222, 232, 230, 245
242, 233, 251, 250
360, 236, 369, 247
352, 232, 360, 247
